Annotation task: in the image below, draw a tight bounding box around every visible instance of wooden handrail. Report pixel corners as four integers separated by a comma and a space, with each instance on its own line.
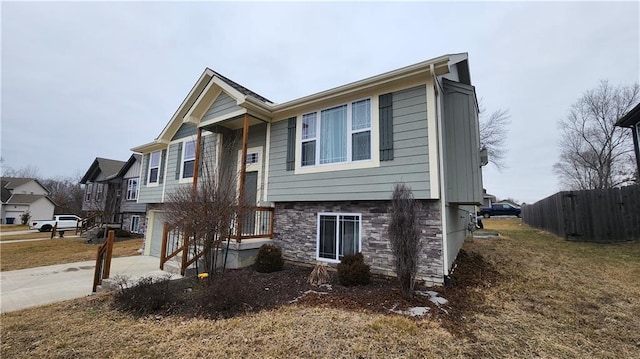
92, 230, 115, 292
159, 206, 275, 275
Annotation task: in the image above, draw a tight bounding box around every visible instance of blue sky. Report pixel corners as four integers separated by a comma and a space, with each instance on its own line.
1, 1, 638, 203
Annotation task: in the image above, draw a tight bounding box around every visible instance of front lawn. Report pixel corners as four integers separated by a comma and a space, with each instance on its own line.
1, 219, 639, 358
0, 238, 144, 271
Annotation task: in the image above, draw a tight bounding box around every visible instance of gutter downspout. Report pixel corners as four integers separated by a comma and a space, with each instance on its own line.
431, 64, 450, 284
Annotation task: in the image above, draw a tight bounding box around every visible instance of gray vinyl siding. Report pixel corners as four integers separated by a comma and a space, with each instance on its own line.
163, 134, 218, 195
172, 123, 198, 141
137, 152, 165, 204
203, 92, 242, 122
120, 177, 147, 213
442, 79, 482, 204
267, 85, 431, 202
445, 204, 472, 273
230, 123, 267, 204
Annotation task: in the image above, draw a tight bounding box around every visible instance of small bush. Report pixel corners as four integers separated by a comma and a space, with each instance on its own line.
112, 275, 175, 315
196, 275, 246, 316
337, 253, 371, 286
254, 244, 284, 273
96, 228, 132, 238
20, 212, 31, 225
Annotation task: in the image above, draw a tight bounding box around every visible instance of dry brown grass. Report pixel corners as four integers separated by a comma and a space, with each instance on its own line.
1, 219, 639, 358
0, 232, 52, 241
0, 224, 29, 233
0, 238, 143, 271
467, 218, 640, 358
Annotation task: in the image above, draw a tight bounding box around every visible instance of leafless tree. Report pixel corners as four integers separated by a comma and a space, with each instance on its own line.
388, 183, 422, 299
479, 102, 511, 171
0, 160, 41, 178
164, 135, 239, 275
554, 80, 639, 190
40, 175, 84, 215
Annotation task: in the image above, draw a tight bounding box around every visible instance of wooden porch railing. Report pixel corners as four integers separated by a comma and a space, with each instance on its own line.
159, 206, 275, 275
232, 206, 275, 240
76, 213, 101, 235
92, 230, 115, 292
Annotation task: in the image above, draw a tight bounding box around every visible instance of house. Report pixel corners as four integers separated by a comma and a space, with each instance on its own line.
615, 102, 640, 178
1, 177, 56, 224
132, 53, 484, 285
80, 155, 147, 234
482, 189, 497, 207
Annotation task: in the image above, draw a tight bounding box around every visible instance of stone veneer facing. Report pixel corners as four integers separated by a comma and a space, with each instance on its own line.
273, 200, 444, 285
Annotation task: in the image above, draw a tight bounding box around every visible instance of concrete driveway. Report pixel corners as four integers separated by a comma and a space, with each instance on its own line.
0, 256, 180, 314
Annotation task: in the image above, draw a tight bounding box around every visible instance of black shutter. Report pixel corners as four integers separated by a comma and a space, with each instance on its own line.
379, 93, 394, 161
142, 154, 149, 185
175, 142, 183, 180
159, 149, 167, 184
198, 137, 205, 179
286, 117, 296, 171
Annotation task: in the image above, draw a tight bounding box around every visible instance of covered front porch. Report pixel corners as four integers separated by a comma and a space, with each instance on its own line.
159, 108, 275, 276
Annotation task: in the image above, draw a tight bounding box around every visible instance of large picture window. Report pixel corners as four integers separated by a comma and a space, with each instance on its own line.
148, 151, 161, 184
182, 140, 196, 179
317, 213, 361, 262
301, 99, 371, 167
126, 178, 138, 200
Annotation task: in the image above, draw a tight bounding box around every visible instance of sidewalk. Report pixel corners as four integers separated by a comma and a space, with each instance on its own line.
0, 256, 180, 314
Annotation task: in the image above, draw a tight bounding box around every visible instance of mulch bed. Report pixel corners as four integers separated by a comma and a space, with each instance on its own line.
112, 249, 500, 338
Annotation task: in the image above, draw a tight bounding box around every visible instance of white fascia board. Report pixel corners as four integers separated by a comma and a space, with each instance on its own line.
155, 70, 213, 141
130, 139, 169, 153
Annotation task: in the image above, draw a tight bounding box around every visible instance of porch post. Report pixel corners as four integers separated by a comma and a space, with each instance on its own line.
192, 127, 203, 190
236, 114, 250, 243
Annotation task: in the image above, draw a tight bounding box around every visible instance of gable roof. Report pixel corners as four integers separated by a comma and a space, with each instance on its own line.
80, 157, 127, 184
116, 154, 142, 178
6, 193, 55, 205
1, 180, 12, 202
1, 177, 50, 195
616, 102, 640, 127
132, 52, 467, 153
209, 70, 272, 104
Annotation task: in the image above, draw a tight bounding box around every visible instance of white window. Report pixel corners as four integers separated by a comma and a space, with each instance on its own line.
148, 151, 161, 184
301, 99, 371, 167
130, 215, 140, 233
181, 140, 196, 179
246, 152, 259, 165
85, 183, 92, 201
126, 178, 138, 200
96, 184, 103, 201
317, 213, 362, 262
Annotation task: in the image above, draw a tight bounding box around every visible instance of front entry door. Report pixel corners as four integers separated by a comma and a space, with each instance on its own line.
242, 171, 258, 235
244, 171, 258, 206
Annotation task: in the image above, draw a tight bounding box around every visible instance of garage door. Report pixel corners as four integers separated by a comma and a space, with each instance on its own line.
149, 211, 165, 257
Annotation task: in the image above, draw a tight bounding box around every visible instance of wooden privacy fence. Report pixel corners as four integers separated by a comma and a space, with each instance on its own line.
522, 185, 640, 243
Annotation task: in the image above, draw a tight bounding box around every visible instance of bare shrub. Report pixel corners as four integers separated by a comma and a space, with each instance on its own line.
308, 262, 330, 286
112, 274, 176, 315
164, 136, 239, 275
388, 183, 422, 298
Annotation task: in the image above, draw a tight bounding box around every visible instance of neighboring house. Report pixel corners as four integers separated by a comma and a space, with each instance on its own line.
132, 53, 484, 285
615, 102, 640, 177
482, 189, 497, 207
80, 155, 147, 234
0, 177, 56, 224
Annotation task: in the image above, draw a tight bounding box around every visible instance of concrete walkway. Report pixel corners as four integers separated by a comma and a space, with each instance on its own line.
0, 256, 180, 314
